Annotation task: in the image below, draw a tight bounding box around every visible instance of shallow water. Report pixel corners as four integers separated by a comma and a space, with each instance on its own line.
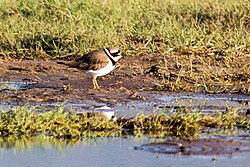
114, 92, 250, 117
1, 81, 249, 116
0, 81, 56, 90
0, 91, 249, 118
1, 137, 250, 167
1, 81, 250, 166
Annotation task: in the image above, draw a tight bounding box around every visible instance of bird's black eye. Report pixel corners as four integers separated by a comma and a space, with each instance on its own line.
111, 50, 121, 57
116, 50, 121, 55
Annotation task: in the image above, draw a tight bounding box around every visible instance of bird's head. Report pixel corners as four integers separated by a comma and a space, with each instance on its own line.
107, 47, 122, 61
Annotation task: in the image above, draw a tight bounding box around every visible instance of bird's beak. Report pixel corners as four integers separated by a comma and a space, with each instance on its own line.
118, 53, 123, 59
119, 52, 123, 58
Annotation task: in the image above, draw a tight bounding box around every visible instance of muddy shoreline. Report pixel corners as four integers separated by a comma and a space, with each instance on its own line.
1, 57, 250, 156
0, 55, 249, 115
0, 55, 161, 105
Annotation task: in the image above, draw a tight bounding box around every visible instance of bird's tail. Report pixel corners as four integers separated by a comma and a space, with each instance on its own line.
56, 60, 80, 68
56, 61, 67, 65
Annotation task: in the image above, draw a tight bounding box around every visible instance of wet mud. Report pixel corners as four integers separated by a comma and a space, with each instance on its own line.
135, 137, 250, 156
0, 55, 158, 106
0, 55, 249, 116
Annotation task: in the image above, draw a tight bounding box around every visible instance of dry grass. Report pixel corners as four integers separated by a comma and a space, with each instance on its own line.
154, 45, 250, 93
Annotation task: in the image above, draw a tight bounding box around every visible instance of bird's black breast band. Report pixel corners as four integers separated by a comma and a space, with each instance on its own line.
103, 48, 116, 65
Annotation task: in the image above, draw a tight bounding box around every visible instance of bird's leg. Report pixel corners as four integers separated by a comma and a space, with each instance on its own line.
94, 77, 100, 89
92, 76, 100, 89
92, 77, 97, 89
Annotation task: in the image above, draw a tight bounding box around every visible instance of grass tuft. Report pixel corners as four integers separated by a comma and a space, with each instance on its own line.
0, 106, 249, 138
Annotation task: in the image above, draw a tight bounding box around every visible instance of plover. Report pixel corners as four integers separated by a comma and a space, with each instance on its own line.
57, 47, 122, 89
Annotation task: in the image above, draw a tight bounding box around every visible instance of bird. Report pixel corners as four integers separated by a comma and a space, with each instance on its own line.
57, 47, 122, 89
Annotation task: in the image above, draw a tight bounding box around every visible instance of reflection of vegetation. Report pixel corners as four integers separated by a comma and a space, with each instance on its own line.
0, 107, 249, 138
0, 135, 113, 150
0, 135, 77, 150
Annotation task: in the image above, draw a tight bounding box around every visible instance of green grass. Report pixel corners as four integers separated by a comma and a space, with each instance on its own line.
0, 0, 249, 92
0, 0, 249, 59
0, 106, 249, 138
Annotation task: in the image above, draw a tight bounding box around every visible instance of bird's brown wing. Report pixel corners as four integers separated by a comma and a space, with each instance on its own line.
75, 50, 109, 70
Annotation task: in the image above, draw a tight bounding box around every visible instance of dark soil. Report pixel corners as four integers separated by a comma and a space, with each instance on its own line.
0, 54, 161, 105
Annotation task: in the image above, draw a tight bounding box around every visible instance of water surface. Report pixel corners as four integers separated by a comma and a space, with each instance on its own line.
1, 137, 250, 167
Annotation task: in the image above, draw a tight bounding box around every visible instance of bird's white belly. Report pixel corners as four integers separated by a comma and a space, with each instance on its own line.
85, 61, 115, 77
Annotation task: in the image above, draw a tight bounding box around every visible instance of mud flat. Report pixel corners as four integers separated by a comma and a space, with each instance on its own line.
135, 137, 250, 156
